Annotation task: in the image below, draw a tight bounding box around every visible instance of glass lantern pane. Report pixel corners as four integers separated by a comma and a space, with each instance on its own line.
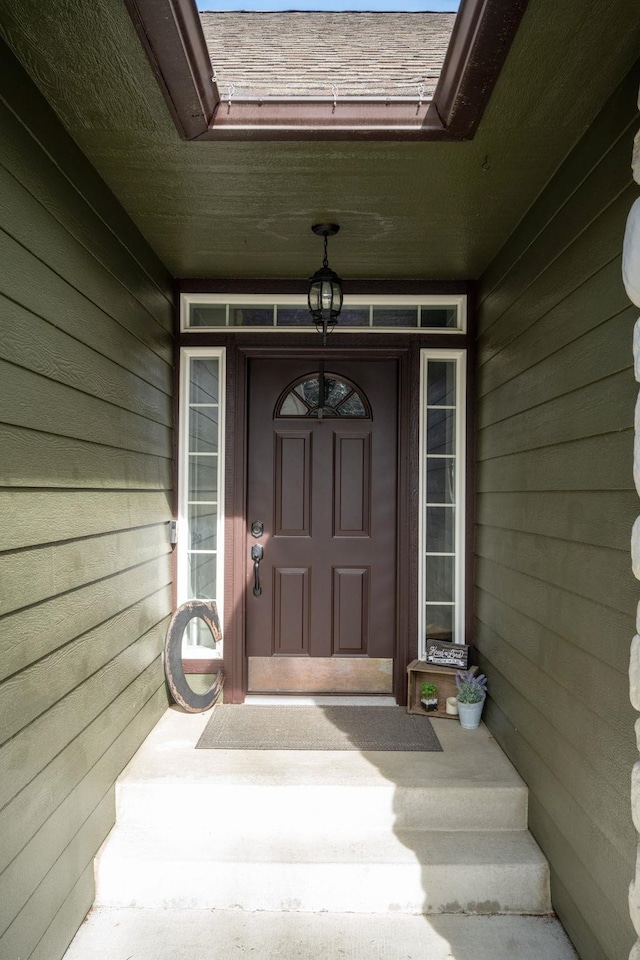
321, 280, 334, 310
308, 281, 321, 313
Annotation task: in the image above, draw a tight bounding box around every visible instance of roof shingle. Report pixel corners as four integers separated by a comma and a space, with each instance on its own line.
199, 12, 457, 99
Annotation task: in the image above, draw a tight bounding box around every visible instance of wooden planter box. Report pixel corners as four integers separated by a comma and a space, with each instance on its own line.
406, 660, 478, 718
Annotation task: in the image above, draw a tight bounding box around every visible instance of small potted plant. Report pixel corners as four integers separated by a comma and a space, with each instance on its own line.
455, 670, 488, 729
420, 682, 438, 712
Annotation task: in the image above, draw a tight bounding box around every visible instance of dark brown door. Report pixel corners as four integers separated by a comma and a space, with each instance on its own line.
246, 358, 398, 693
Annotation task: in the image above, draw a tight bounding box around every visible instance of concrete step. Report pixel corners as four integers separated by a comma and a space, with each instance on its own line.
115, 779, 528, 834
63, 908, 579, 960
95, 825, 550, 914
113, 713, 529, 835
92, 708, 552, 919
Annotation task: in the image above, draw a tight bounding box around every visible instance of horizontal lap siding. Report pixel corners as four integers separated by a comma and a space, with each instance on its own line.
0, 41, 173, 960
475, 64, 640, 960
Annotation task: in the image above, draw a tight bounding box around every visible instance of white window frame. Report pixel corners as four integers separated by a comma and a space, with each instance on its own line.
180, 292, 467, 334
178, 347, 226, 656
418, 348, 466, 658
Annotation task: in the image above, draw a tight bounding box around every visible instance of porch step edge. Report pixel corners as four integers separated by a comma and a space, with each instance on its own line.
62, 908, 578, 960
114, 782, 528, 832
94, 828, 551, 915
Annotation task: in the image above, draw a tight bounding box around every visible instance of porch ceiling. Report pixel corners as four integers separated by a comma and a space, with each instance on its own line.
1, 0, 638, 281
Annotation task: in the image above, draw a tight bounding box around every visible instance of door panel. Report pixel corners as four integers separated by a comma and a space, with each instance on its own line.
274, 431, 312, 536
332, 566, 369, 654
246, 358, 397, 692
273, 567, 310, 654
333, 433, 371, 536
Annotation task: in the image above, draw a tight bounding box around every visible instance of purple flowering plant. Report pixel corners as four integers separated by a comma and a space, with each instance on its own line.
455, 670, 488, 704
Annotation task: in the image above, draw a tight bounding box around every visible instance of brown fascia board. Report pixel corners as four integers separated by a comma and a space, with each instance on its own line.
127, 0, 529, 142
433, 0, 531, 137
208, 100, 445, 142
125, 0, 219, 138
177, 279, 471, 296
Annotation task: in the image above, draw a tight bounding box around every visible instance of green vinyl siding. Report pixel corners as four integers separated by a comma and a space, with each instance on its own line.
0, 40, 173, 960
475, 62, 640, 960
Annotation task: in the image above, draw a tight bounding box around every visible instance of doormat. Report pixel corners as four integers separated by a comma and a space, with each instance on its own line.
196, 705, 442, 752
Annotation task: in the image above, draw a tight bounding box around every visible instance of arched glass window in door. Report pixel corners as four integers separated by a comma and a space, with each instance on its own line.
275, 369, 372, 419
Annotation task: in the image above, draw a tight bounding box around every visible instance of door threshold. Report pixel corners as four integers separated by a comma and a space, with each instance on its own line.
247, 657, 394, 694
244, 695, 398, 706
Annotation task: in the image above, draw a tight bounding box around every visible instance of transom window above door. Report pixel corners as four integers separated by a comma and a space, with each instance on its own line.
181, 294, 466, 334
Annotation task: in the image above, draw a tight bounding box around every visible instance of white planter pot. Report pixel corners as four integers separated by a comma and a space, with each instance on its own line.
457, 697, 485, 729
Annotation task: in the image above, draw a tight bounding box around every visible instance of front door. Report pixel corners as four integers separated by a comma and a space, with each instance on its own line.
246, 358, 398, 694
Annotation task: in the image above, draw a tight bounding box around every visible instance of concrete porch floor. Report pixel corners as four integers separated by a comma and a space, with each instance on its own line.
62, 704, 579, 960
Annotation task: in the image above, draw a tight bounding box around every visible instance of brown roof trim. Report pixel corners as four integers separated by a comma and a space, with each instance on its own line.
124, 0, 219, 138
206, 100, 442, 141
434, 0, 530, 137
177, 278, 470, 296
128, 0, 529, 141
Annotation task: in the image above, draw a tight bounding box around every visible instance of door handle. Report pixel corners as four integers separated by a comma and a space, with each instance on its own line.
251, 543, 264, 597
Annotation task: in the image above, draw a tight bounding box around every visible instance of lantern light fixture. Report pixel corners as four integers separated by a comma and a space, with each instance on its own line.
308, 223, 343, 345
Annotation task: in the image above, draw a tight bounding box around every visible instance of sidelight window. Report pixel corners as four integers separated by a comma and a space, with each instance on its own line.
419, 350, 466, 654
178, 348, 226, 658
177, 342, 467, 666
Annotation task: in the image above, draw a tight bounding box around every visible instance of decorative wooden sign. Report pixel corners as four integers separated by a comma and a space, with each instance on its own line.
426, 639, 470, 669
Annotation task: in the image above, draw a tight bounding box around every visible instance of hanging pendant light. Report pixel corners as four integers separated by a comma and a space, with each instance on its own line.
308, 223, 343, 345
